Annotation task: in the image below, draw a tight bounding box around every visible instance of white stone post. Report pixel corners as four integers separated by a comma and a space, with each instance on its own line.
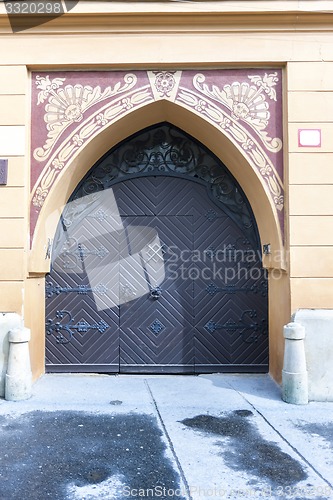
0, 313, 23, 397
282, 322, 308, 404
5, 327, 32, 401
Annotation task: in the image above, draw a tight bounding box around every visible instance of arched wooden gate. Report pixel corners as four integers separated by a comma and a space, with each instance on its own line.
45, 123, 268, 373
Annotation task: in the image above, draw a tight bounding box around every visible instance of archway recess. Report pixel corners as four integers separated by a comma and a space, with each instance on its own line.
45, 123, 269, 373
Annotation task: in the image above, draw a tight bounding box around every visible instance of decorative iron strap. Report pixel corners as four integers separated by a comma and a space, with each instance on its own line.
204, 310, 267, 343
206, 281, 267, 297
46, 282, 108, 298
46, 310, 109, 344
203, 239, 255, 265
59, 238, 109, 269
69, 242, 109, 260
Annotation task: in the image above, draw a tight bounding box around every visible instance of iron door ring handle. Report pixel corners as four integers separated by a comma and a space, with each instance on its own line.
150, 287, 162, 299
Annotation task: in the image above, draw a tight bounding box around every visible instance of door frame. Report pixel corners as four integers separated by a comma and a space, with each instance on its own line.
29, 101, 289, 382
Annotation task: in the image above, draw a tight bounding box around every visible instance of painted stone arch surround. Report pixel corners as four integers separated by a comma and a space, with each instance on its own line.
30, 69, 284, 272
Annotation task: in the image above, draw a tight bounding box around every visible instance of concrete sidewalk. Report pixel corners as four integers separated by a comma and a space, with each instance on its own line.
0, 374, 332, 499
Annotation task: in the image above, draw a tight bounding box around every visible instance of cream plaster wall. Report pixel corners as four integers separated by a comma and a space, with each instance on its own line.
0, 65, 31, 377
287, 62, 333, 311
0, 66, 27, 322
269, 271, 290, 384
0, 1, 332, 380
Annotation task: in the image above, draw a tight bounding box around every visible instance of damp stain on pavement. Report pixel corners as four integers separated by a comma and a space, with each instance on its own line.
296, 421, 333, 450
181, 410, 307, 488
0, 411, 185, 500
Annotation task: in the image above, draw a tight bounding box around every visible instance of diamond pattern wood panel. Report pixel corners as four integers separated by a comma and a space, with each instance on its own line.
119, 215, 194, 372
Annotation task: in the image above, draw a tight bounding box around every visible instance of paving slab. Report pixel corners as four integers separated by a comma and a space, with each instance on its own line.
0, 374, 332, 500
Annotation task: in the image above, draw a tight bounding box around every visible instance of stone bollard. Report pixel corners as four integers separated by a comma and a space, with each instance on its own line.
282, 322, 308, 404
0, 313, 23, 397
5, 327, 32, 401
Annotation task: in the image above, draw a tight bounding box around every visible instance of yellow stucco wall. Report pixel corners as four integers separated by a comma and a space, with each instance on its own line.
0, 1, 333, 381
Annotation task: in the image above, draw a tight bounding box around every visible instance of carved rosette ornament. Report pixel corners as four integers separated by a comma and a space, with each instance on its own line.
153, 71, 176, 97
30, 69, 283, 242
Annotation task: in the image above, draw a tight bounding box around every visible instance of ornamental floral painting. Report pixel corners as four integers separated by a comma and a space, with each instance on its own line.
30, 69, 283, 242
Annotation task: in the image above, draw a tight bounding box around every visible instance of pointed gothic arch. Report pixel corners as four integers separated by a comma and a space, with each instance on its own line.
30, 100, 284, 274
